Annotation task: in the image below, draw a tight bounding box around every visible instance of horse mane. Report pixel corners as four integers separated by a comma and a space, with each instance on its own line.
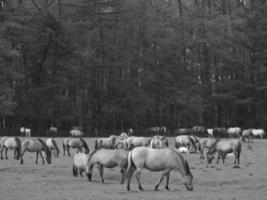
169, 148, 191, 176
187, 136, 197, 150
37, 138, 49, 152
79, 138, 89, 151
207, 139, 220, 154
51, 139, 60, 154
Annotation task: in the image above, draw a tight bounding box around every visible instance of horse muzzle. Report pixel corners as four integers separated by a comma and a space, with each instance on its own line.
184, 183, 193, 191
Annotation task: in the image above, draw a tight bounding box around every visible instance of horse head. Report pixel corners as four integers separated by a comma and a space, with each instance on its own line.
80, 138, 90, 154
183, 160, 194, 191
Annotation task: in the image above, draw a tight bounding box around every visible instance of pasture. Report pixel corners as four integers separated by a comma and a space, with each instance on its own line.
0, 137, 267, 200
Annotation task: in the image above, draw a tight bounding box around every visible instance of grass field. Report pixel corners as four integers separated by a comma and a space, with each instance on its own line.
0, 137, 267, 200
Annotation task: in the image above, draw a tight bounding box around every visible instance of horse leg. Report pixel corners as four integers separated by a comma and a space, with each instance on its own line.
87, 164, 94, 181
155, 169, 169, 191
36, 152, 39, 164
120, 168, 125, 184
165, 171, 170, 190
126, 166, 136, 191
5, 147, 8, 160
39, 151, 45, 165
79, 168, 84, 177
216, 152, 221, 164
135, 168, 144, 191
97, 164, 104, 184
20, 150, 25, 164
67, 146, 71, 156
0, 147, 4, 159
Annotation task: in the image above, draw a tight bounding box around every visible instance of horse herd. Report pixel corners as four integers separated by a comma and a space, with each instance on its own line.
0, 126, 265, 192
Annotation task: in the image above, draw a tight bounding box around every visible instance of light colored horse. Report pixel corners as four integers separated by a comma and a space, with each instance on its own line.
46, 138, 60, 157
150, 138, 163, 149
242, 129, 253, 143
126, 136, 151, 150
73, 152, 90, 178
197, 138, 218, 159
70, 129, 84, 137
207, 129, 213, 137
115, 138, 128, 150
63, 138, 89, 156
20, 138, 52, 165
95, 135, 117, 150
0, 137, 21, 160
206, 139, 241, 165
153, 135, 169, 147
125, 147, 193, 191
48, 126, 58, 137
87, 148, 128, 184
175, 135, 197, 152
252, 129, 265, 139
227, 127, 241, 138
20, 127, 31, 137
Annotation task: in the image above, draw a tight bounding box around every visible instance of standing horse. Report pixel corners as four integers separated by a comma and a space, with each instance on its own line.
213, 127, 227, 138
153, 135, 169, 147
175, 135, 197, 153
192, 126, 208, 137
63, 138, 89, 156
73, 153, 90, 178
46, 138, 60, 157
70, 129, 84, 137
20, 138, 52, 165
0, 137, 21, 160
95, 135, 117, 150
227, 127, 242, 138
87, 148, 128, 184
48, 126, 58, 137
175, 128, 192, 135
206, 139, 241, 165
150, 138, 163, 149
125, 147, 193, 191
20, 127, 31, 137
126, 136, 151, 150
197, 138, 218, 159
252, 129, 265, 139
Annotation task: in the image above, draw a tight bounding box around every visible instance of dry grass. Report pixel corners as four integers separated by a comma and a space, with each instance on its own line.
0, 137, 267, 200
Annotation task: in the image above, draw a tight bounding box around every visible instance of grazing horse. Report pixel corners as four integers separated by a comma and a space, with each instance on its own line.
0, 137, 21, 160
150, 138, 163, 149
63, 138, 89, 156
227, 127, 242, 138
126, 136, 151, 150
70, 129, 84, 137
197, 138, 218, 159
48, 126, 58, 137
242, 129, 253, 143
87, 148, 128, 184
95, 135, 117, 150
153, 135, 169, 147
252, 129, 265, 139
206, 139, 241, 165
207, 129, 213, 138
73, 153, 90, 178
20, 127, 31, 137
46, 138, 60, 157
213, 127, 227, 138
175, 135, 197, 153
20, 138, 52, 165
125, 147, 193, 191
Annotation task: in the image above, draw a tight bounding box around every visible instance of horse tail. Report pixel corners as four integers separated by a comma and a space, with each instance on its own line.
124, 151, 135, 183
73, 164, 78, 177
94, 140, 98, 150
52, 139, 60, 156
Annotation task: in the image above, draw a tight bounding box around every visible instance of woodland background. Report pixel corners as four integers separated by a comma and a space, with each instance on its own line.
0, 0, 266, 136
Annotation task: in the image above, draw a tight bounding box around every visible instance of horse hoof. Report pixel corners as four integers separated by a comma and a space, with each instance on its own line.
139, 186, 144, 191
127, 186, 130, 191
165, 186, 170, 191
154, 186, 159, 191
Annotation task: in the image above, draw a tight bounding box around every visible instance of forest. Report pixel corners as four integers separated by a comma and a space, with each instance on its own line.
0, 0, 266, 136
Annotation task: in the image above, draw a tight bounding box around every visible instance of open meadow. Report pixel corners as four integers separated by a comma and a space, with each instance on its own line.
0, 137, 267, 200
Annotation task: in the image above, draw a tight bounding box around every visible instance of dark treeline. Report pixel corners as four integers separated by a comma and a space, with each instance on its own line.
0, 0, 266, 136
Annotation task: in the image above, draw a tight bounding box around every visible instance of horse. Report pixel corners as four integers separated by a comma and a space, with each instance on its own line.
206, 139, 241, 165
20, 127, 31, 137
192, 126, 208, 137
125, 147, 193, 191
0, 137, 21, 160
252, 129, 265, 139
197, 138, 218, 159
147, 127, 161, 135
46, 138, 60, 157
175, 135, 197, 153
160, 127, 167, 134
207, 129, 213, 137
70, 129, 84, 137
115, 138, 128, 150
174, 128, 192, 135
87, 148, 128, 184
63, 138, 89, 156
150, 138, 163, 149
153, 135, 169, 147
73, 152, 90, 178
241, 129, 253, 143
95, 135, 117, 150
227, 127, 242, 138
126, 136, 151, 150
20, 138, 52, 165
48, 126, 58, 137
213, 127, 227, 138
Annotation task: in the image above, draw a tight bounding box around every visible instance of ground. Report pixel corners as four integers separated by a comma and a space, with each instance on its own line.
0, 137, 266, 200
